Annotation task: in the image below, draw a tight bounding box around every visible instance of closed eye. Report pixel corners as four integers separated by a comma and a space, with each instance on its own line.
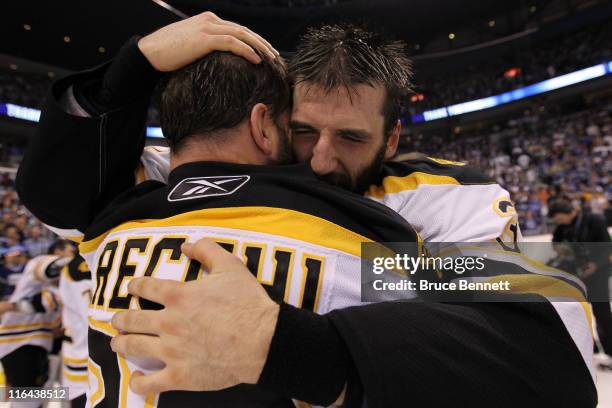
337, 130, 370, 143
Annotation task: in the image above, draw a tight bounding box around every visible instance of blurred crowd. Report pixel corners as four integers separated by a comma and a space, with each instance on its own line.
408, 21, 612, 112
405, 102, 612, 235
3, 21, 611, 126
0, 71, 52, 109
0, 172, 61, 298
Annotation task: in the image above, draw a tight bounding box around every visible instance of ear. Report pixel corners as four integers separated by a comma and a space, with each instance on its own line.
249, 103, 273, 155
384, 120, 401, 160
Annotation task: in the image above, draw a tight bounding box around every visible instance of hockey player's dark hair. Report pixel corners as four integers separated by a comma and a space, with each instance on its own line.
159, 50, 291, 151
48, 239, 72, 255
289, 24, 413, 137
548, 199, 574, 217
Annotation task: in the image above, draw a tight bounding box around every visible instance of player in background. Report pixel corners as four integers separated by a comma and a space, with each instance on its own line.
0, 241, 74, 408
0, 252, 93, 408
59, 254, 91, 408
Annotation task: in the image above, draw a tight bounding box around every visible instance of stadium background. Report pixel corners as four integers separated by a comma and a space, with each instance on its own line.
0, 0, 611, 406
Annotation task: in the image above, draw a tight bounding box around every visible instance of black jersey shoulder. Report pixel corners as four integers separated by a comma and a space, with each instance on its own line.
83, 162, 418, 244
380, 157, 495, 185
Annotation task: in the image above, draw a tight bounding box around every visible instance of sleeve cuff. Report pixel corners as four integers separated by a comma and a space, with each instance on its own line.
257, 303, 350, 406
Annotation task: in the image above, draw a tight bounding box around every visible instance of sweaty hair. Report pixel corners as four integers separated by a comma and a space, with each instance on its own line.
289, 24, 413, 136
160, 51, 291, 151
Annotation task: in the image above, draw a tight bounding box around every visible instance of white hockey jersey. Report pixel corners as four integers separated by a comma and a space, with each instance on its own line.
59, 256, 91, 400
0, 256, 61, 358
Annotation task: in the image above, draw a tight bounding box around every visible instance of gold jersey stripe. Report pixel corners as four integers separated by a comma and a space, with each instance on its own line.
80, 206, 372, 256
426, 157, 467, 166
0, 320, 58, 331
144, 393, 158, 408
63, 370, 88, 383
66, 235, 84, 243
88, 317, 118, 337
366, 172, 461, 199
117, 354, 132, 408
437, 244, 585, 285
0, 332, 52, 344
63, 356, 89, 365
483, 274, 593, 333
88, 358, 105, 406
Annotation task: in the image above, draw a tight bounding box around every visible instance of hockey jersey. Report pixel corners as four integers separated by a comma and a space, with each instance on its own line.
59, 255, 91, 400
0, 256, 61, 358
77, 161, 421, 408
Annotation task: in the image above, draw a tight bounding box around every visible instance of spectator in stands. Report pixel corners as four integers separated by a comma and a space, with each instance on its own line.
404, 102, 612, 234
0, 246, 28, 299
23, 225, 52, 258
412, 21, 611, 111
549, 199, 612, 357
1, 224, 23, 248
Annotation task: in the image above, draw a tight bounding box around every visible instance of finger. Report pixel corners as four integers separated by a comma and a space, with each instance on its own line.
198, 11, 221, 22
199, 11, 276, 55
181, 238, 242, 274
204, 34, 262, 64
212, 23, 276, 59
111, 310, 162, 335
217, 20, 279, 57
127, 277, 185, 306
110, 334, 161, 359
130, 370, 173, 395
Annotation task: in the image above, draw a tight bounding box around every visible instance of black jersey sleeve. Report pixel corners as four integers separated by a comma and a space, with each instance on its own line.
15, 38, 158, 236
259, 298, 596, 408
327, 299, 596, 408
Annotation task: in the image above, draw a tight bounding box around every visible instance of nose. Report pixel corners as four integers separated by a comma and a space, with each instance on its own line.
310, 134, 339, 175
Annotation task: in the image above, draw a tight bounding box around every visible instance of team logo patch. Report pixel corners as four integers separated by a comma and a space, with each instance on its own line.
168, 175, 250, 202
493, 197, 517, 217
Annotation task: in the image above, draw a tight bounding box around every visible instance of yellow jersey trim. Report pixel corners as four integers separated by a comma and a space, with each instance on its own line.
80, 207, 372, 256
88, 317, 118, 337
366, 172, 461, 199
63, 370, 88, 383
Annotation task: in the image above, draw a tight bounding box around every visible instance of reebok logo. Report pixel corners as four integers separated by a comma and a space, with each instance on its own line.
168, 175, 250, 202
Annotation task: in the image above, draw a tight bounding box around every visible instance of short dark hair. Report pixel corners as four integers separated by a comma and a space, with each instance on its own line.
48, 239, 73, 255
548, 199, 574, 218
289, 24, 413, 136
160, 51, 291, 151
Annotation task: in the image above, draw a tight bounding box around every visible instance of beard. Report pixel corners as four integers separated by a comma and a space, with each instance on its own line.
267, 121, 295, 165
317, 142, 386, 195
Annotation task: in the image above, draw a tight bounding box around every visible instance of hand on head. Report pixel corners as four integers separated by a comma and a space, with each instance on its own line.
138, 11, 279, 72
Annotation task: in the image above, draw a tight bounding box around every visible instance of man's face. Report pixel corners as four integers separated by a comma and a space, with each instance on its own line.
56, 244, 76, 259
290, 82, 399, 194
5, 227, 19, 241
30, 226, 41, 239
